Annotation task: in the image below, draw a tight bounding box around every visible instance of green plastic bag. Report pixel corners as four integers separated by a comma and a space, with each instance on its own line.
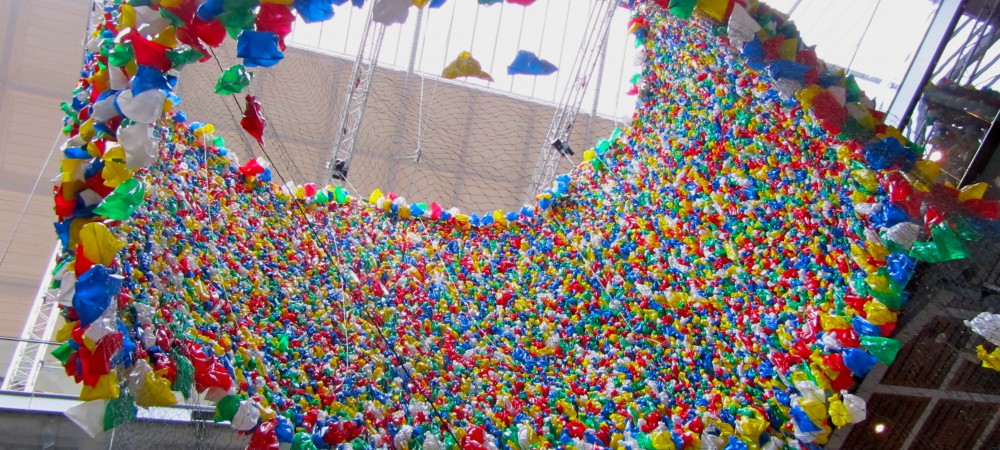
108, 44, 134, 67
103, 393, 137, 431
215, 395, 240, 422
312, 190, 331, 204
171, 350, 195, 398
51, 341, 74, 364
292, 431, 320, 450
909, 223, 969, 263
94, 178, 146, 221
334, 185, 349, 204
669, 0, 698, 19
860, 335, 901, 365
215, 64, 253, 95
218, 2, 258, 39
167, 48, 204, 68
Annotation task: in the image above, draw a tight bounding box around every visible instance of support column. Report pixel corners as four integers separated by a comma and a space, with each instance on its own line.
885, 0, 967, 131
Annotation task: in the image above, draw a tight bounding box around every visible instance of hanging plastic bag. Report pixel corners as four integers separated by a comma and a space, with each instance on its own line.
443, 51, 493, 81
373, 0, 410, 25
507, 50, 558, 76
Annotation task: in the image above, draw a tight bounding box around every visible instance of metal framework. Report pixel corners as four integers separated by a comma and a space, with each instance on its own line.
524, 0, 617, 203
961, 108, 1000, 187
326, 2, 387, 185
2, 248, 60, 392
898, 0, 1000, 185
885, 0, 966, 131
939, 17, 1000, 86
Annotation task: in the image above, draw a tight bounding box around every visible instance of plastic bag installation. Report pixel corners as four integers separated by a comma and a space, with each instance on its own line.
51, 0, 999, 448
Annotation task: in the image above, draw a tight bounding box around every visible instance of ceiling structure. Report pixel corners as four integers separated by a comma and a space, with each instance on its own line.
0, 0, 90, 341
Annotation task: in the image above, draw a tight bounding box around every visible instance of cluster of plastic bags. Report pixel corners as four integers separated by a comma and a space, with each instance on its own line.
50, 0, 999, 448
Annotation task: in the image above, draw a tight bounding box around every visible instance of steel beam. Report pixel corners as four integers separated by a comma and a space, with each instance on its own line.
885, 0, 966, 131
960, 109, 1000, 187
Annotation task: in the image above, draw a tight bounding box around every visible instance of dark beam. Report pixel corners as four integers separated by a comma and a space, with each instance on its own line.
960, 109, 1000, 187
886, 0, 967, 131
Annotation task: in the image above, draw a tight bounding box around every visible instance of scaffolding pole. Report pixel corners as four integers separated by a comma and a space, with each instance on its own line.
326, 2, 387, 186
2, 247, 60, 392
524, 0, 617, 203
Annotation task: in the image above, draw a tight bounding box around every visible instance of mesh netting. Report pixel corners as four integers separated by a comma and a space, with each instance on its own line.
175, 41, 342, 186
103, 401, 251, 449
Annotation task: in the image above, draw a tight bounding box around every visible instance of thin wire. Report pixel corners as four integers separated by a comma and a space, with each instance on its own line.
442, 1, 459, 67
0, 130, 63, 269
846, 0, 883, 73
970, 41, 1000, 85
935, 16, 973, 80
552, 0, 576, 102
509, 6, 526, 92
418, 2, 434, 74
251, 64, 305, 182
469, 2, 482, 56
317, 15, 327, 48
487, 2, 506, 77
207, 50, 258, 158
786, 0, 803, 16
348, 218, 467, 445
585, 14, 613, 141
947, 16, 989, 81
393, 13, 405, 66
201, 128, 212, 231
984, 71, 1000, 89
414, 6, 443, 162
531, 0, 553, 97
416, 76, 426, 159
1, 0, 100, 268
615, 31, 630, 129
343, 2, 355, 54
965, 1, 1000, 84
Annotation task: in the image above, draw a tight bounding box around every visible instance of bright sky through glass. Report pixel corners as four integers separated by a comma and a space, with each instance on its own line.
289, 1, 946, 118
289, 1, 640, 121
767, 0, 938, 111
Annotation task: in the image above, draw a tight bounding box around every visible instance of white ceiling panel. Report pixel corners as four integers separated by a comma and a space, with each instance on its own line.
0, 0, 88, 339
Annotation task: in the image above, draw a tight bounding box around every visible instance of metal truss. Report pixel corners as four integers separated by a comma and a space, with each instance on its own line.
525, 0, 617, 203
2, 249, 60, 392
326, 3, 387, 185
